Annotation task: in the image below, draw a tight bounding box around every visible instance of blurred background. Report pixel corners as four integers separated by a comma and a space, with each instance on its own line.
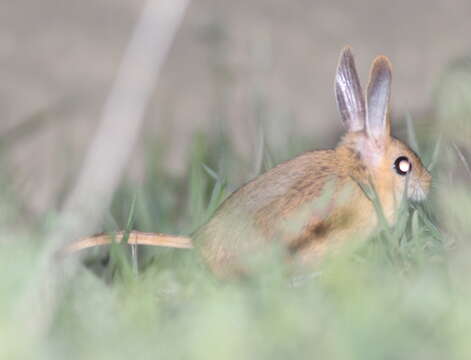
3, 1, 471, 359
1, 0, 470, 217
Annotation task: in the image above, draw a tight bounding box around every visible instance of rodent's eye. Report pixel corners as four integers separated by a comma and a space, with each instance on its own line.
393, 156, 412, 176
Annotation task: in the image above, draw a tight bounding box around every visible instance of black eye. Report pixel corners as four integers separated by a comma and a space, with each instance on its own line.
393, 156, 412, 176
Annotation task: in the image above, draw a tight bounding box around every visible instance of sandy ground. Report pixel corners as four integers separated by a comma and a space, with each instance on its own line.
0, 0, 470, 213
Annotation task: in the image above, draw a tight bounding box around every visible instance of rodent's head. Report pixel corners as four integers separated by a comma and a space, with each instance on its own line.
334, 47, 431, 203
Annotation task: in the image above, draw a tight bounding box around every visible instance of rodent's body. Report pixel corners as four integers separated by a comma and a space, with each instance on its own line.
194, 133, 401, 277
62, 47, 431, 279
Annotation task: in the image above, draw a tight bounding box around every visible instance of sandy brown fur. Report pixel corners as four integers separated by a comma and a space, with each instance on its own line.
193, 135, 377, 276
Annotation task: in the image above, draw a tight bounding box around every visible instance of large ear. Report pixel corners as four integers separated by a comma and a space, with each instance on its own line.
366, 56, 392, 146
335, 47, 365, 132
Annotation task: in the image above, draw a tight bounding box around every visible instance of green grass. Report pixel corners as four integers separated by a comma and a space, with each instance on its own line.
1, 103, 471, 359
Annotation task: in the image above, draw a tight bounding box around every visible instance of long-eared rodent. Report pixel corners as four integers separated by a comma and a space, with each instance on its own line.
62, 47, 431, 278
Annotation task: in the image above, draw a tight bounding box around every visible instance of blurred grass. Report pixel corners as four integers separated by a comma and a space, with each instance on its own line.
3, 65, 471, 359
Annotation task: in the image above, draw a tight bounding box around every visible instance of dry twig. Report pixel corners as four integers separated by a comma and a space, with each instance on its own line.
15, 0, 190, 343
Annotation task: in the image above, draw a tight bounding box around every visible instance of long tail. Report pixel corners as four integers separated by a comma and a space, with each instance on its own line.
59, 230, 193, 256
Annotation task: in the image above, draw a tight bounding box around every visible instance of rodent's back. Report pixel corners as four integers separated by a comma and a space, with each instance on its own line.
193, 149, 364, 277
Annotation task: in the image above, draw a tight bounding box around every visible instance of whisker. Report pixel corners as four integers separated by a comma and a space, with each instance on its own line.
452, 142, 471, 179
